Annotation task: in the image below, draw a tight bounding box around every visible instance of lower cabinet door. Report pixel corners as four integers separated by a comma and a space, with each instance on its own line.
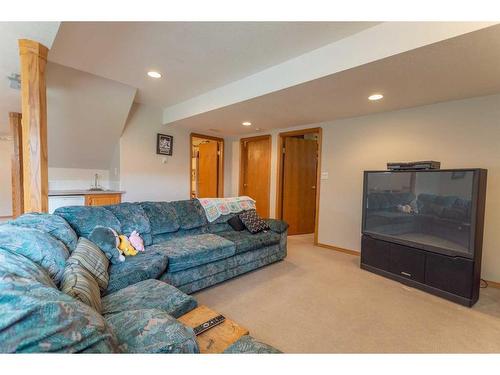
361, 235, 390, 271
389, 243, 425, 283
425, 253, 474, 298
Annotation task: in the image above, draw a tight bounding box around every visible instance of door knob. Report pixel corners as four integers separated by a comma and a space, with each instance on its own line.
311, 186, 316, 189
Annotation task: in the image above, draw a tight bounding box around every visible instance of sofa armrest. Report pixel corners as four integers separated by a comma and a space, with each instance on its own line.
265, 219, 289, 234
105, 308, 199, 353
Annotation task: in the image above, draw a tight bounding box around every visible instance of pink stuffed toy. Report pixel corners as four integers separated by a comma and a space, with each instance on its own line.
129, 230, 145, 252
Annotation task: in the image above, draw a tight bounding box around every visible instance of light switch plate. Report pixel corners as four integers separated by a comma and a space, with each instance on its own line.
321, 172, 329, 180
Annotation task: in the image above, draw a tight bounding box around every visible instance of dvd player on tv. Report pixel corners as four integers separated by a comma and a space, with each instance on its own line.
387, 161, 440, 170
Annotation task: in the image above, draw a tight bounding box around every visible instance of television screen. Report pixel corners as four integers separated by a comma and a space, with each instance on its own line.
363, 170, 476, 257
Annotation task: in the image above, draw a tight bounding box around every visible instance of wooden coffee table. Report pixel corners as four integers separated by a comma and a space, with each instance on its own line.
178, 305, 249, 353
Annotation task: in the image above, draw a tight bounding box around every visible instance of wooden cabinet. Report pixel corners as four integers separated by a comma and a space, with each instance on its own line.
85, 193, 122, 206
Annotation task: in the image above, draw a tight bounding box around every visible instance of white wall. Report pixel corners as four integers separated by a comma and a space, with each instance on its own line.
47, 62, 136, 170
0, 139, 13, 216
229, 94, 500, 282
48, 167, 112, 191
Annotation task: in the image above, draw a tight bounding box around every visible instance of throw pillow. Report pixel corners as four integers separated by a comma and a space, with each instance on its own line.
228, 215, 246, 231
89, 226, 125, 264
61, 264, 102, 313
238, 210, 270, 234
67, 237, 109, 291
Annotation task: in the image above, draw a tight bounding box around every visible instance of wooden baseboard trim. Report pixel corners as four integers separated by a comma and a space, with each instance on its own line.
315, 242, 360, 257
0, 215, 12, 219
315, 242, 500, 289
485, 279, 500, 289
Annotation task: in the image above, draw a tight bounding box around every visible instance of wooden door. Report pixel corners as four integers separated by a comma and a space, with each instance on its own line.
240, 136, 271, 218
197, 141, 219, 198
282, 137, 318, 235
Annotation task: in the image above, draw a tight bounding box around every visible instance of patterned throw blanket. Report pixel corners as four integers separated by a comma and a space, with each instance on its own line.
197, 196, 256, 222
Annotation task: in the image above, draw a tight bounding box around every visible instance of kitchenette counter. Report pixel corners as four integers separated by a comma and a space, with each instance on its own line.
49, 190, 125, 196
48, 190, 125, 212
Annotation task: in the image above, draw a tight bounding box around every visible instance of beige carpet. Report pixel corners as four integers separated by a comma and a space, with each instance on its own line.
194, 234, 500, 353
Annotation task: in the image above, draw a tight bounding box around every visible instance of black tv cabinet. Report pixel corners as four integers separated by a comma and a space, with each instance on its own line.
360, 169, 487, 307
361, 235, 480, 306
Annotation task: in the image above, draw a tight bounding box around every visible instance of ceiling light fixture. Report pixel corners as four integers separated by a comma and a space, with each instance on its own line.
242, 121, 252, 126
368, 93, 383, 101
147, 71, 162, 78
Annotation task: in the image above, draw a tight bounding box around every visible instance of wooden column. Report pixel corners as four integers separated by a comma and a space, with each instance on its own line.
18, 39, 49, 213
9, 112, 23, 217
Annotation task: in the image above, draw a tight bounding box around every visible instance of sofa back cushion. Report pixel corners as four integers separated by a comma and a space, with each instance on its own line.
54, 206, 121, 238
0, 275, 119, 353
9, 213, 78, 252
104, 203, 152, 245
66, 238, 109, 291
0, 247, 56, 288
61, 264, 102, 313
0, 224, 69, 285
140, 201, 180, 235
170, 199, 208, 230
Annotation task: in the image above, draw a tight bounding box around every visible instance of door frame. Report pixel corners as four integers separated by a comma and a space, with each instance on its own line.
239, 134, 272, 216
190, 133, 224, 198
276, 127, 322, 244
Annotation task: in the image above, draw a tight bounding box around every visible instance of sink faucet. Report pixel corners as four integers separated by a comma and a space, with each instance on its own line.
89, 173, 103, 191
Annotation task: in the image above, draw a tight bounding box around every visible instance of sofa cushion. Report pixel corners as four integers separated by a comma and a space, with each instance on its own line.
149, 233, 235, 273
0, 224, 69, 285
104, 203, 152, 245
152, 226, 208, 244
0, 275, 119, 353
140, 201, 180, 235
67, 237, 109, 291
264, 219, 289, 234
54, 206, 121, 238
223, 335, 281, 354
0, 247, 55, 288
228, 215, 246, 231
105, 248, 169, 294
102, 279, 197, 318
61, 264, 102, 313
9, 213, 78, 252
89, 226, 124, 265
171, 199, 208, 230
239, 209, 270, 234
218, 230, 281, 254
105, 309, 199, 353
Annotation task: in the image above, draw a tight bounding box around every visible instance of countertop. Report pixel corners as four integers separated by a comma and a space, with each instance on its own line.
48, 190, 125, 196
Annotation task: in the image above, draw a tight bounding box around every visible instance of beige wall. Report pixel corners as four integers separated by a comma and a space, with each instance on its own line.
0, 139, 12, 216
120, 103, 191, 202
120, 102, 233, 202
230, 94, 500, 282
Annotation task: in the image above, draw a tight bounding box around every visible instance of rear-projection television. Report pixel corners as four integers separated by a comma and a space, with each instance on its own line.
360, 169, 487, 306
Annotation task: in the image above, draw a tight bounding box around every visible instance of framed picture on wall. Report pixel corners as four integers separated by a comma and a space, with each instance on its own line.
157, 134, 173, 156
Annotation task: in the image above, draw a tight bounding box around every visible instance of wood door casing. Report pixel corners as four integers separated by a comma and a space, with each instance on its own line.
239, 135, 271, 218
281, 137, 318, 235
197, 141, 219, 198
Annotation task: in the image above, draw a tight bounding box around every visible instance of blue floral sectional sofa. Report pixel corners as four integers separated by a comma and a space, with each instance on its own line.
0, 199, 287, 353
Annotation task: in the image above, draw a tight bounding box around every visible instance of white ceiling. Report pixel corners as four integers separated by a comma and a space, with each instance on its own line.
48, 22, 379, 107
167, 25, 500, 135
0, 22, 60, 135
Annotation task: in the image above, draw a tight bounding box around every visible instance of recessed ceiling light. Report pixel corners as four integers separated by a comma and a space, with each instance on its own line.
147, 71, 162, 78
242, 121, 252, 126
368, 93, 383, 101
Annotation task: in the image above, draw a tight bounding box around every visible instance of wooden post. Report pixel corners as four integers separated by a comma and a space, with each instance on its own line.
18, 39, 49, 213
9, 112, 23, 217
